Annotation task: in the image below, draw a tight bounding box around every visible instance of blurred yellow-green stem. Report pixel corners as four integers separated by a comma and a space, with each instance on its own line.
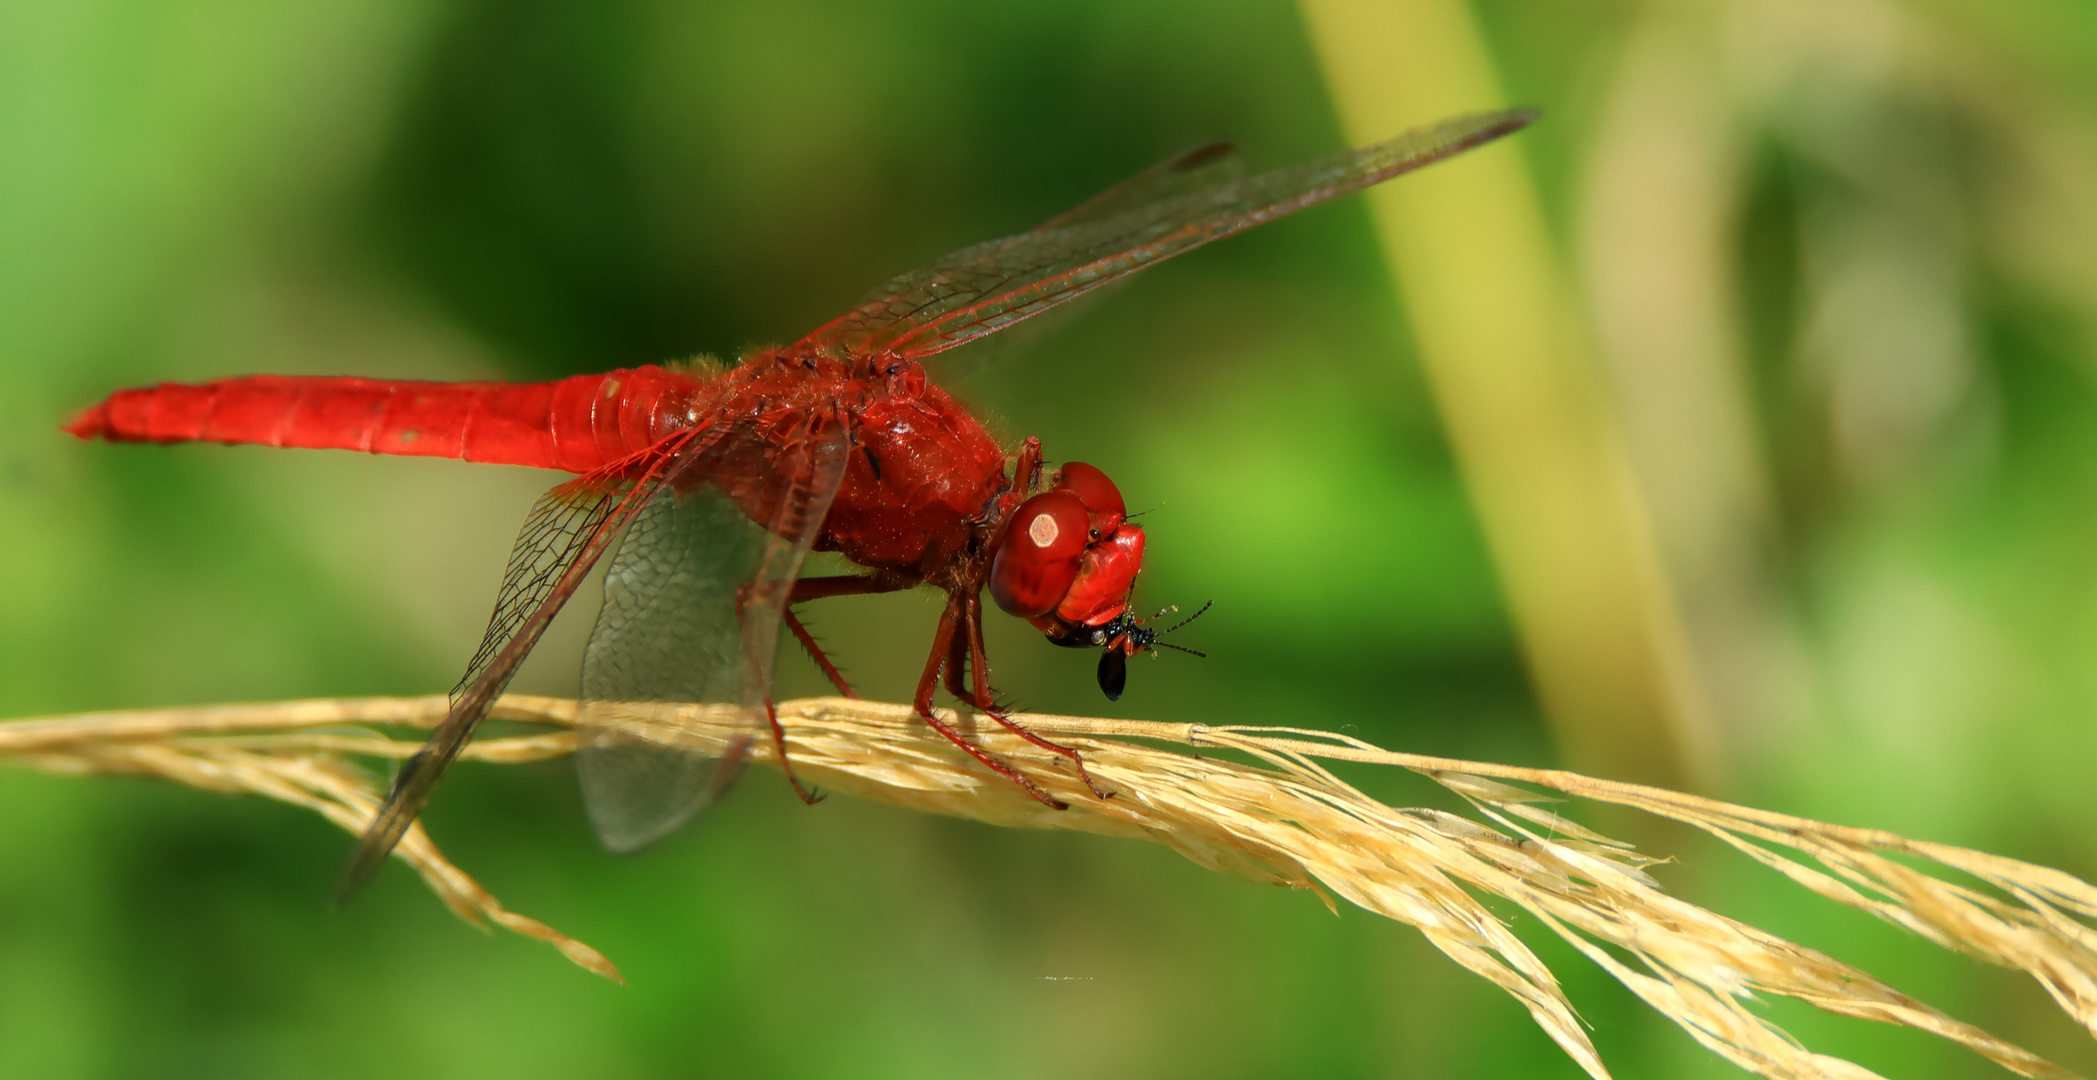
1299, 0, 1716, 789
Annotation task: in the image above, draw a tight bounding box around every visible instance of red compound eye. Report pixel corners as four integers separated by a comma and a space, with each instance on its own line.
990, 491, 1090, 617
1053, 462, 1125, 538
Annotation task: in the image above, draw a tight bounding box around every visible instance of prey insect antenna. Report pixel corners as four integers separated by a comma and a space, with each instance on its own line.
1162, 600, 1213, 635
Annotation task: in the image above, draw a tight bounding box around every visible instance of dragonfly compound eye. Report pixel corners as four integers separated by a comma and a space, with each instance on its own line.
1052, 462, 1126, 537
990, 491, 1090, 617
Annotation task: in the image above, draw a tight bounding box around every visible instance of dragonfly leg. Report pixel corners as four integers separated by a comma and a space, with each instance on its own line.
760, 694, 824, 806
914, 595, 1067, 810
958, 590, 1110, 801
735, 588, 824, 807
939, 614, 972, 701
779, 574, 916, 697
1014, 436, 1044, 496
783, 608, 854, 697
788, 573, 917, 601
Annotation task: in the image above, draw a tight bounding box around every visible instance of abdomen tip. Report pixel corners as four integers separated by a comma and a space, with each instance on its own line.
61, 403, 108, 440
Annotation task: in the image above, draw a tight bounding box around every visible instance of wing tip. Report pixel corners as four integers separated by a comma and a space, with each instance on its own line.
332, 842, 388, 908
334, 800, 415, 906
1419, 107, 1540, 163
334, 755, 429, 906
1172, 141, 1237, 173
1467, 106, 1542, 144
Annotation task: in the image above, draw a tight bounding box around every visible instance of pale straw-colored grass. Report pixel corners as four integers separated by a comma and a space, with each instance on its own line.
4, 695, 2094, 1080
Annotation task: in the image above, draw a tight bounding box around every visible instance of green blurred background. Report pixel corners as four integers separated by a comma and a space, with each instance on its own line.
7, 0, 2097, 1076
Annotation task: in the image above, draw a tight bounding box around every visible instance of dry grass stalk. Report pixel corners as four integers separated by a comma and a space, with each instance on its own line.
4, 695, 2094, 1080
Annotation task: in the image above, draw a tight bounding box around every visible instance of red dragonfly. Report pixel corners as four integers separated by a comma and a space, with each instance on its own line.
66, 109, 1534, 896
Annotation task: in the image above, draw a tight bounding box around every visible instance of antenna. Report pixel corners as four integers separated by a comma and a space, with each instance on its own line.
1161, 600, 1212, 636
1131, 600, 1213, 659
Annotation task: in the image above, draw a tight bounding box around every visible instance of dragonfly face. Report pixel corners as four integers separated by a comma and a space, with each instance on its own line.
991, 463, 1138, 616
989, 462, 1198, 700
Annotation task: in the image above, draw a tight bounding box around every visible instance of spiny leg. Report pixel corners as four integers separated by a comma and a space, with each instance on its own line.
914, 595, 1066, 810
783, 573, 916, 698
784, 608, 854, 697
760, 696, 823, 805
736, 585, 823, 805
956, 590, 1109, 800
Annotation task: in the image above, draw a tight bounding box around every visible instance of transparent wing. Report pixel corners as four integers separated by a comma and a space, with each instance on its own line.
908, 143, 1242, 382
576, 487, 764, 851
576, 413, 848, 852
795, 109, 1535, 361
1029, 141, 1240, 232
338, 433, 709, 900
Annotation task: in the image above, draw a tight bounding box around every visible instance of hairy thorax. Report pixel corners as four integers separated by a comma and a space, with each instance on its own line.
698, 351, 1012, 579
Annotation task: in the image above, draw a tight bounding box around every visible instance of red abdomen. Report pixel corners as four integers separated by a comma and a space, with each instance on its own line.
64, 367, 705, 474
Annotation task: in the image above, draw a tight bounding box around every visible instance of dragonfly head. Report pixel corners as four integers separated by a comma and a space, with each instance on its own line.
988, 463, 1207, 700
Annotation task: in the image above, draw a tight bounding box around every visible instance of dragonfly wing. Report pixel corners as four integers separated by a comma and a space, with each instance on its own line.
337, 433, 706, 900
1029, 141, 1241, 232
577, 486, 764, 851
576, 413, 849, 852
795, 109, 1535, 361
892, 143, 1245, 382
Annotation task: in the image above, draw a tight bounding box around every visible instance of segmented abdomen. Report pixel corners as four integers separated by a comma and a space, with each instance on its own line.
64, 366, 705, 474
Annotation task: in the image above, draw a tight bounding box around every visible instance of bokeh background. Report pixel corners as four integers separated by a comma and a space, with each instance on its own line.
6, 0, 2097, 1076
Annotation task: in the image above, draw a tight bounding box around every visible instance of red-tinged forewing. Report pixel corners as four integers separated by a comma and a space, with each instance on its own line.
336, 430, 711, 900
794, 110, 1536, 361
575, 413, 849, 851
